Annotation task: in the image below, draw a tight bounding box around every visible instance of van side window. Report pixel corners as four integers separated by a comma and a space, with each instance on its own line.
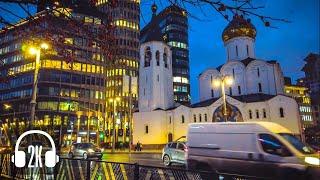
170, 143, 177, 148
258, 134, 291, 156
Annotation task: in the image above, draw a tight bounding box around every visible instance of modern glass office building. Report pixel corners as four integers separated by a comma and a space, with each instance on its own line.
0, 1, 140, 147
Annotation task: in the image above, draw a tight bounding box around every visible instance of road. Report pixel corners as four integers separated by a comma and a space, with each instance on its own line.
60, 152, 168, 167
101, 153, 164, 167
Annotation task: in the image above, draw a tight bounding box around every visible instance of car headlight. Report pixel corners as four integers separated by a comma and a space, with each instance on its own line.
88, 148, 95, 153
304, 157, 320, 166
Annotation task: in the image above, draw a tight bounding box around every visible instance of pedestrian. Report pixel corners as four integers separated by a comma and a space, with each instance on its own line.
136, 141, 141, 151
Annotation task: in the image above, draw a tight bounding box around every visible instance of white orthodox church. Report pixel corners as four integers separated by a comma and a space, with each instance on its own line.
133, 15, 302, 147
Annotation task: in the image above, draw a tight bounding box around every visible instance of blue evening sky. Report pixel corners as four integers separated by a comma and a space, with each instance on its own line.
141, 0, 320, 103
1, 1, 319, 103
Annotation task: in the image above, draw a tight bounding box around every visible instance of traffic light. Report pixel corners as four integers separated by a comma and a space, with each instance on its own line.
99, 132, 104, 139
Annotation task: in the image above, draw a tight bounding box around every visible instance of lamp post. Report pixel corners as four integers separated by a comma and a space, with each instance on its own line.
109, 97, 120, 153
213, 75, 233, 122
28, 42, 49, 130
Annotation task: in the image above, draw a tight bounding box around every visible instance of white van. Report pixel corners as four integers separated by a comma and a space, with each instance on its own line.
187, 122, 319, 179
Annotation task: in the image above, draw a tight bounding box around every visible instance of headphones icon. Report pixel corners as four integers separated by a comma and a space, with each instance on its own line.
11, 130, 59, 167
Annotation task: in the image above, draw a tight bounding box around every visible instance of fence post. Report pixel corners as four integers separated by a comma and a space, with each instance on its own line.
86, 160, 90, 180
134, 163, 139, 180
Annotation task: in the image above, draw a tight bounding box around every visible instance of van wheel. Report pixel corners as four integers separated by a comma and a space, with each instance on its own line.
163, 155, 171, 166
83, 152, 88, 160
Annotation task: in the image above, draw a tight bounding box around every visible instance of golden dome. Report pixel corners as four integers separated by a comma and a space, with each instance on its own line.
222, 14, 256, 42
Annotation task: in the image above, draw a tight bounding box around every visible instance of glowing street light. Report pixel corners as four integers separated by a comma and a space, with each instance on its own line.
24, 42, 50, 130
213, 75, 233, 122
3, 104, 12, 110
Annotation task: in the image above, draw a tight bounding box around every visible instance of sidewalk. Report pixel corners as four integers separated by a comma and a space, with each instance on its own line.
102, 149, 162, 154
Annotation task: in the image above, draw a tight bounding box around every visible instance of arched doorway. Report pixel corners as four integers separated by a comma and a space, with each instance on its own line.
212, 103, 243, 122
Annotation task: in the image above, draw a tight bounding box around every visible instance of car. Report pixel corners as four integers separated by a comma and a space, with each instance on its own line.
68, 143, 102, 160
187, 122, 320, 180
162, 141, 187, 166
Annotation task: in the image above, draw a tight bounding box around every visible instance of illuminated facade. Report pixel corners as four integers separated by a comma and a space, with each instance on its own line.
141, 4, 190, 104
302, 53, 320, 125
0, 0, 140, 147
133, 15, 301, 147
284, 78, 314, 128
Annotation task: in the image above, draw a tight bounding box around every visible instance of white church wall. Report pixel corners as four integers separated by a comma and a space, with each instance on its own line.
225, 37, 255, 61
267, 95, 301, 134
220, 61, 246, 96
133, 110, 168, 145
199, 69, 221, 101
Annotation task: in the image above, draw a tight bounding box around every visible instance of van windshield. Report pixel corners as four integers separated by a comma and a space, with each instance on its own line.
279, 133, 315, 154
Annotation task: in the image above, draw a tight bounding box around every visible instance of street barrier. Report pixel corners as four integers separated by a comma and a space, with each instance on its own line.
0, 153, 267, 180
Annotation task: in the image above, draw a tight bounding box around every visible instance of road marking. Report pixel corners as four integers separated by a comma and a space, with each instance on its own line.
157, 169, 166, 180
120, 164, 128, 180
108, 163, 116, 180
91, 163, 99, 180
77, 160, 85, 180
102, 162, 114, 180
66, 160, 73, 179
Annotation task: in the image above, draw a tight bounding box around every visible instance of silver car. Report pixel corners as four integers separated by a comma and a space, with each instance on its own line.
162, 141, 187, 166
68, 143, 102, 160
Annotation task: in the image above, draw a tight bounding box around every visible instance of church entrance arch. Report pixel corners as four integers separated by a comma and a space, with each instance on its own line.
212, 103, 243, 122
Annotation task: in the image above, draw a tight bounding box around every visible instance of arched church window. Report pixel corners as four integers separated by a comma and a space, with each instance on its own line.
232, 69, 235, 78
256, 110, 259, 119
249, 110, 252, 119
156, 51, 160, 66
258, 83, 262, 92
257, 68, 260, 77
181, 115, 185, 123
236, 45, 238, 57
246, 45, 249, 56
144, 47, 151, 67
199, 114, 202, 122
263, 109, 267, 118
238, 86, 241, 95
211, 89, 214, 97
193, 114, 196, 122
163, 48, 168, 68
229, 87, 232, 96
279, 107, 284, 118
204, 114, 207, 122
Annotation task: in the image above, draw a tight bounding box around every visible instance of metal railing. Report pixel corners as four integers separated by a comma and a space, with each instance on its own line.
0, 154, 267, 180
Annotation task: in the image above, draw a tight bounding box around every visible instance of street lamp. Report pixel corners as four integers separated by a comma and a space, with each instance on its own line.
109, 97, 121, 153
27, 42, 49, 130
213, 75, 233, 122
